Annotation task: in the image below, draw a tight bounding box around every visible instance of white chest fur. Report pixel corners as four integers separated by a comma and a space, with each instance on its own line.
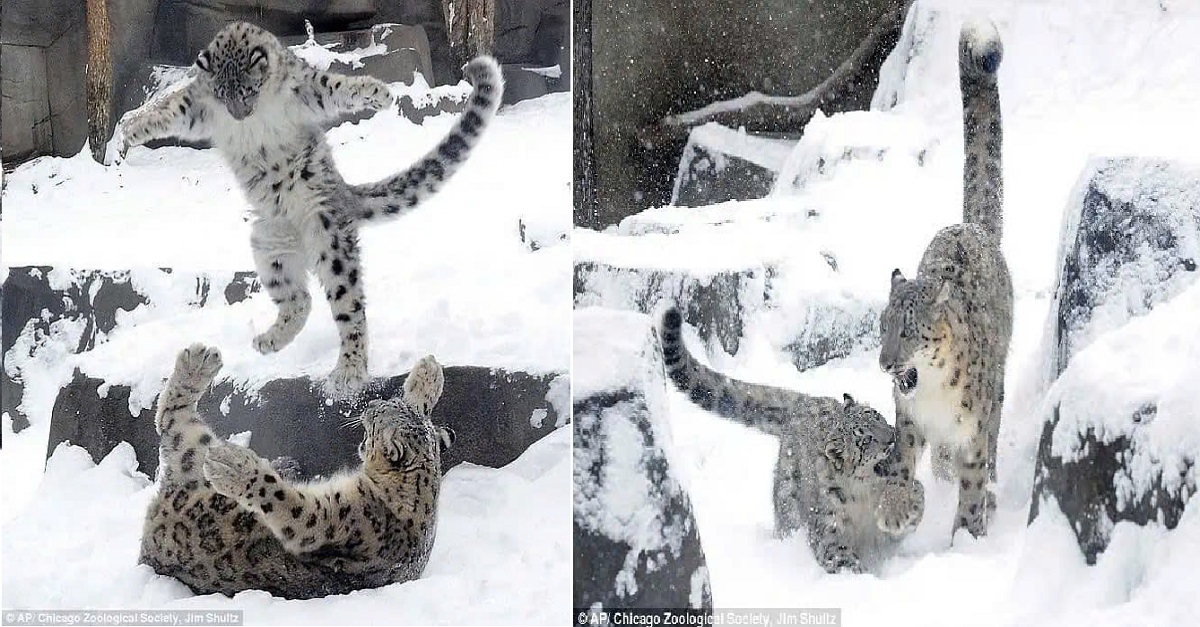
900, 347, 976, 450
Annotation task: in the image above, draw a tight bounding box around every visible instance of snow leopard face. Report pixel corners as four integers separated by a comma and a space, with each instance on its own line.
825, 395, 896, 480
356, 399, 455, 473
879, 269, 954, 396
193, 22, 286, 120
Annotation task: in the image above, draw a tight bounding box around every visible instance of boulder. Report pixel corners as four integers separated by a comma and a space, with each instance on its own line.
574, 260, 770, 359
671, 123, 796, 208
48, 365, 566, 478
1030, 157, 1200, 563
1, 267, 256, 434
573, 307, 712, 611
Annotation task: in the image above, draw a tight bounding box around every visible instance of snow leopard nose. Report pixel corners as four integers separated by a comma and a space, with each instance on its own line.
225, 100, 251, 120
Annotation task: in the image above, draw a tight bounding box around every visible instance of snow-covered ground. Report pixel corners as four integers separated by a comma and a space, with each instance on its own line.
581, 0, 1200, 625
1, 65, 571, 622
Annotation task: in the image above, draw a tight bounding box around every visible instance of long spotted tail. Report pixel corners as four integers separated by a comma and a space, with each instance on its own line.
659, 307, 826, 437
959, 19, 1004, 240
350, 56, 504, 222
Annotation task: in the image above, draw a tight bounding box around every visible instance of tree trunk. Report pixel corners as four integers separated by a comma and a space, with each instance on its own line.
442, 0, 496, 79
86, 0, 114, 163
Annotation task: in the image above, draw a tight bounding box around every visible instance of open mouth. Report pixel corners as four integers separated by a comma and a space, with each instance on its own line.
894, 367, 918, 395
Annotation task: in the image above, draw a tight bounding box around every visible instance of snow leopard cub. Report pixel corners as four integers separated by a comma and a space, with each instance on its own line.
660, 308, 924, 574
120, 22, 504, 396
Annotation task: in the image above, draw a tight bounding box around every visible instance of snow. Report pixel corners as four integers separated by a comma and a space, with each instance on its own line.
2, 428, 570, 625
1, 76, 570, 618
577, 0, 1200, 624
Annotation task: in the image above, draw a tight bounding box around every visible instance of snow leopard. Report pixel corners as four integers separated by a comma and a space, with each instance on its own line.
878, 19, 1011, 539
119, 22, 503, 396
139, 344, 455, 599
659, 308, 924, 574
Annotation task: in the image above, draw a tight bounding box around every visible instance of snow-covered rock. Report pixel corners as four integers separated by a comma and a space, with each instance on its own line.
1031, 157, 1200, 563
671, 123, 796, 207
50, 365, 566, 479
573, 307, 712, 611
2, 268, 257, 433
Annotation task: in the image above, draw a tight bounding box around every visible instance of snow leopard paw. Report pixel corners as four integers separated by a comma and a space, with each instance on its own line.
324, 361, 368, 399
203, 442, 263, 501
876, 479, 925, 536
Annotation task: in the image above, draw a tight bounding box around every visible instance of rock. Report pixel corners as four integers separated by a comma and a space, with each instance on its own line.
572, 308, 712, 611
1030, 157, 1200, 563
153, 0, 378, 65
1, 44, 56, 161
671, 123, 797, 207
574, 260, 770, 358
48, 366, 567, 478
1, 268, 257, 433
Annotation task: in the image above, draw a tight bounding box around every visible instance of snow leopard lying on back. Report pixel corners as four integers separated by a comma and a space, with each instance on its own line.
120, 22, 503, 396
140, 344, 454, 599
659, 308, 924, 573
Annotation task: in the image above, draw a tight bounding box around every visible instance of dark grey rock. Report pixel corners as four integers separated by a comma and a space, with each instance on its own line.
671, 125, 797, 207
573, 310, 711, 611
278, 23, 434, 85
1030, 157, 1200, 563
574, 260, 770, 358
1, 44, 55, 161
781, 302, 881, 372
49, 365, 566, 478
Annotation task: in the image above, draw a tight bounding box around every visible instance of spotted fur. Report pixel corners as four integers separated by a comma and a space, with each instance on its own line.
120, 22, 503, 396
139, 345, 455, 599
878, 19, 1009, 539
659, 309, 923, 574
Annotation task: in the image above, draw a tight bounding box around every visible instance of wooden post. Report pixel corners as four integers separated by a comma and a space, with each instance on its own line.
85, 0, 115, 163
442, 0, 496, 79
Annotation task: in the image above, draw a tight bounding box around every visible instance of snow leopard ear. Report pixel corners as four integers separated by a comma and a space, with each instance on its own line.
890, 269, 905, 292
385, 440, 405, 465
842, 393, 857, 407
248, 45, 267, 69
196, 50, 212, 73
437, 427, 456, 456
824, 441, 847, 472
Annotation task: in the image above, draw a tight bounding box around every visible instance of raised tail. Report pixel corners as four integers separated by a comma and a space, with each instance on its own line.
959, 19, 1004, 240
659, 307, 830, 437
350, 56, 504, 222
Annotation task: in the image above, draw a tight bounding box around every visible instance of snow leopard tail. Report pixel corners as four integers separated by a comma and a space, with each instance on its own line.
349, 55, 504, 222
959, 19, 1004, 240
659, 307, 831, 437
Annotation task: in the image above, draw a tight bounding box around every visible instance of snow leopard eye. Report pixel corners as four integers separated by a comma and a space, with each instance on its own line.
248, 46, 267, 69
196, 50, 212, 73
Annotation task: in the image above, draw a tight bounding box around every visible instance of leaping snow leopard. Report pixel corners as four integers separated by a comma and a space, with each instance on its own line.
120, 22, 503, 396
659, 308, 924, 574
878, 19, 1011, 539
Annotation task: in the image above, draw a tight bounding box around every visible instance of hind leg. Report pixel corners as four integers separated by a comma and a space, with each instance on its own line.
250, 221, 312, 354
403, 355, 445, 415
157, 344, 223, 486
306, 209, 368, 396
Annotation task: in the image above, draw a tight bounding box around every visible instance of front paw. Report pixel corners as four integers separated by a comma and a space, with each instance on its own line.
817, 542, 864, 575
203, 442, 261, 500
877, 481, 925, 536
173, 344, 223, 387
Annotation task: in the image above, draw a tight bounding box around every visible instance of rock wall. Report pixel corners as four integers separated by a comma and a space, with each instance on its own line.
2, 0, 569, 163
577, 0, 908, 228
